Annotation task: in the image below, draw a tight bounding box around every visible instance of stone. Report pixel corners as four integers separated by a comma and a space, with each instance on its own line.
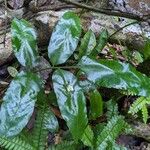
7, 0, 24, 9
0, 33, 13, 66
109, 0, 150, 16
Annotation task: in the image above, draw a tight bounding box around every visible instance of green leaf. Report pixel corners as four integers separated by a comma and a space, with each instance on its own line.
143, 38, 150, 59
44, 108, 59, 133
7, 66, 18, 77
95, 29, 108, 52
106, 99, 119, 120
0, 71, 43, 137
78, 56, 150, 97
31, 93, 58, 150
93, 123, 106, 140
132, 51, 143, 64
52, 69, 88, 141
79, 79, 96, 93
129, 97, 147, 115
81, 125, 94, 148
129, 97, 150, 123
0, 136, 35, 150
141, 104, 148, 124
96, 116, 128, 150
11, 18, 39, 67
89, 90, 103, 119
48, 11, 81, 65
32, 107, 58, 150
78, 30, 96, 59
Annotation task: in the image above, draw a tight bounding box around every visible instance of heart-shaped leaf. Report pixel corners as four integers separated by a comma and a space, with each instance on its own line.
48, 11, 81, 65
0, 71, 43, 137
52, 69, 88, 140
78, 56, 150, 97
11, 18, 39, 67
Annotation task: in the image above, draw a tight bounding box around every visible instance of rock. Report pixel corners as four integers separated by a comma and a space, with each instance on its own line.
109, 0, 150, 16
7, 0, 24, 9
30, 0, 47, 7
130, 120, 150, 142
34, 56, 51, 81
34, 10, 150, 51
0, 33, 13, 66
0, 2, 150, 66
34, 11, 57, 46
34, 11, 67, 46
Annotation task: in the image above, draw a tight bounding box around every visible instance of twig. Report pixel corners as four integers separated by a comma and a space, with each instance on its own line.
34, 65, 79, 73
109, 21, 139, 39
29, 4, 76, 13
58, 0, 149, 22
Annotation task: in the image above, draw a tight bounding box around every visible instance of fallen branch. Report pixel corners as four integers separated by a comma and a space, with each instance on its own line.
58, 0, 150, 22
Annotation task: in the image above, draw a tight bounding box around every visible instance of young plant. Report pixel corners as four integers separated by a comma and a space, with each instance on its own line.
0, 11, 150, 149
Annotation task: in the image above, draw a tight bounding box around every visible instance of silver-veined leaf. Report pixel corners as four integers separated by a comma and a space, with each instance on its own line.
11, 18, 39, 67
78, 56, 150, 97
52, 69, 88, 141
0, 71, 43, 137
48, 11, 81, 65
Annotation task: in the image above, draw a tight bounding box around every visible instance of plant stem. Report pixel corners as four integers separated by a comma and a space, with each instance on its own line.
109, 21, 139, 39
34, 65, 79, 73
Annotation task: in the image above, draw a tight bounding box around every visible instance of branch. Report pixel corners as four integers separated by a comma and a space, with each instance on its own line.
34, 66, 79, 73
58, 0, 149, 22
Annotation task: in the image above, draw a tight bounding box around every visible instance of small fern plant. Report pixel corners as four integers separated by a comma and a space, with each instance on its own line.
0, 11, 150, 149
129, 97, 150, 123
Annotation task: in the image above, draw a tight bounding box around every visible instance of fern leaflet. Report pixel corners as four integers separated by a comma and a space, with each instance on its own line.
96, 116, 129, 150
106, 99, 119, 120
120, 90, 137, 96
129, 97, 150, 123
48, 141, 77, 150
0, 136, 34, 150
141, 105, 149, 124
32, 104, 57, 150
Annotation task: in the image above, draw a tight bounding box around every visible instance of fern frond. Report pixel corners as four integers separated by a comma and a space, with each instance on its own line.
48, 141, 77, 150
31, 105, 49, 150
0, 136, 34, 150
96, 116, 129, 150
129, 97, 150, 123
129, 97, 146, 114
120, 90, 137, 96
141, 105, 148, 124
31, 103, 58, 150
106, 99, 119, 120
